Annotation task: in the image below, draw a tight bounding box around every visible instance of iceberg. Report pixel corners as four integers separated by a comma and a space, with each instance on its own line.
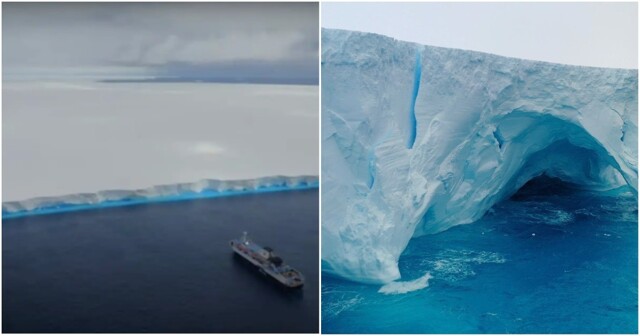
321, 29, 638, 284
3, 175, 318, 219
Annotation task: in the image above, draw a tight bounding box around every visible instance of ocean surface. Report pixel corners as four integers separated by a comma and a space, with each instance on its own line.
322, 177, 638, 333
3, 189, 318, 333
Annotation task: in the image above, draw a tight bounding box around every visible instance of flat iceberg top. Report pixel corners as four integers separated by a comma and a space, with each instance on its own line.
321, 28, 637, 283
3, 82, 318, 202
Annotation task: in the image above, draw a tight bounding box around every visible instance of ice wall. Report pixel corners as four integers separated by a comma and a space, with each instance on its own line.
3, 175, 318, 219
322, 29, 638, 284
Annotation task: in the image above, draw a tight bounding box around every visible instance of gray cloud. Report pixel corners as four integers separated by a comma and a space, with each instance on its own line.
3, 2, 318, 81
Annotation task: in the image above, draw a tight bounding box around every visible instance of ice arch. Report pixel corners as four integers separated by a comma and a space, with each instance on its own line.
321, 29, 638, 284
414, 111, 629, 236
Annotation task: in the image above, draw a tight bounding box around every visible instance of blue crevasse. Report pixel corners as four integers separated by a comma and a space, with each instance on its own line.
407, 47, 423, 149
321, 29, 638, 284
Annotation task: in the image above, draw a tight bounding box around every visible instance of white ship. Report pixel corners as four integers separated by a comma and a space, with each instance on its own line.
230, 232, 305, 288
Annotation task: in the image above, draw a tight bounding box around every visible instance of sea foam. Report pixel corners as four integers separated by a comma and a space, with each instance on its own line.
378, 272, 433, 295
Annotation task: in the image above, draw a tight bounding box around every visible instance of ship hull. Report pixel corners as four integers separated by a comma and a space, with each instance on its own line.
230, 242, 303, 289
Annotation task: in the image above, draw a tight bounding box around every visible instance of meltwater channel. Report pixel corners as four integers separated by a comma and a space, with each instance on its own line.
4, 188, 319, 333
322, 177, 638, 333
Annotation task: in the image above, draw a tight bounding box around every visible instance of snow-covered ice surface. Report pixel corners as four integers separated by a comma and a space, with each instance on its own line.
3, 81, 318, 205
321, 29, 638, 284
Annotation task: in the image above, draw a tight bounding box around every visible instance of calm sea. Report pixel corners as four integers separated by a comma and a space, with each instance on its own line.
4, 189, 318, 333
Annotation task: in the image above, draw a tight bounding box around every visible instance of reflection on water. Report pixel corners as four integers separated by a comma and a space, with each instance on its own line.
231, 253, 305, 300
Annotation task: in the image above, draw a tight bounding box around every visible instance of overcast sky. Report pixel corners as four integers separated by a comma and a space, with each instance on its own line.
3, 2, 319, 82
322, 2, 638, 69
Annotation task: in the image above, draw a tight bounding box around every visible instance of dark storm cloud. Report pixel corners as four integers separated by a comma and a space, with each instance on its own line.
3, 2, 319, 82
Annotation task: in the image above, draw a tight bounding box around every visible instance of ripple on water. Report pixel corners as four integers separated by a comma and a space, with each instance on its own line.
322, 187, 637, 333
418, 249, 506, 283
321, 286, 364, 319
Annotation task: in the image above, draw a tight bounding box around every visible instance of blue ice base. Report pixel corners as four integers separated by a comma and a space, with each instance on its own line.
3, 182, 319, 220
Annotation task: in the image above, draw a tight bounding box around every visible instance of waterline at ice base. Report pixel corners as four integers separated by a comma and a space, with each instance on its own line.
3, 176, 319, 219
321, 29, 637, 333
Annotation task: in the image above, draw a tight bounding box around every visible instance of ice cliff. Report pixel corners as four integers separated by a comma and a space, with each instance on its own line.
3, 175, 318, 219
321, 29, 638, 284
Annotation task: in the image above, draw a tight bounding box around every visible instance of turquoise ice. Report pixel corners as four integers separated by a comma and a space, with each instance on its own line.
321, 29, 638, 284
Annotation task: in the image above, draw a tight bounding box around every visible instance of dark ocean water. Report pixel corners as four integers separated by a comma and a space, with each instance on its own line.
3, 189, 318, 333
322, 178, 638, 333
